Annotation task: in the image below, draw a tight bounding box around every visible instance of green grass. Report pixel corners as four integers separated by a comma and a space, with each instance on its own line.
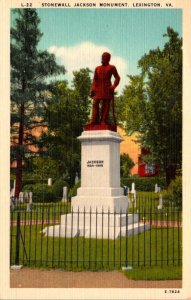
127, 192, 182, 222
10, 202, 71, 221
11, 195, 182, 222
122, 265, 182, 280
10, 225, 182, 274
10, 192, 182, 280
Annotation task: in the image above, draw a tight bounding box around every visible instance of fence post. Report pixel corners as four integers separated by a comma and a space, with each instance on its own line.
15, 212, 21, 265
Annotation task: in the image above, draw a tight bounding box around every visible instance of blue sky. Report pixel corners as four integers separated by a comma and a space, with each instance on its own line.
12, 8, 182, 93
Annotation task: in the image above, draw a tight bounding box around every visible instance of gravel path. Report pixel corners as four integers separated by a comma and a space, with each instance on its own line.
10, 268, 182, 288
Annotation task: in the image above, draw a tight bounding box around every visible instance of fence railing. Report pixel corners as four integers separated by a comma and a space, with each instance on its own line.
10, 201, 182, 270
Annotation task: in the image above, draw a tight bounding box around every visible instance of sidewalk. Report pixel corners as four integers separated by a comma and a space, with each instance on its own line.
10, 268, 182, 288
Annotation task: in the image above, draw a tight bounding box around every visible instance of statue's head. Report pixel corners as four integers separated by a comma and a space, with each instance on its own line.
102, 52, 111, 65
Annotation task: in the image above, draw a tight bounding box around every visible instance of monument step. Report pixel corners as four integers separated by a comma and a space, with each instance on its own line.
43, 222, 150, 240
60, 212, 139, 227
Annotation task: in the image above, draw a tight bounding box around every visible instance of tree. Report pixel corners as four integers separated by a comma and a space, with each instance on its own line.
120, 27, 182, 185
11, 9, 65, 197
30, 157, 60, 180
39, 68, 92, 186
115, 74, 147, 134
72, 68, 92, 125
120, 154, 135, 177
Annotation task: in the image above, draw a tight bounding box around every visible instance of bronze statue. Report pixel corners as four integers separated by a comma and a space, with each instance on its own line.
88, 52, 120, 126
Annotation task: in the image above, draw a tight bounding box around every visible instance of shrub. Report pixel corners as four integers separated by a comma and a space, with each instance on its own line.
68, 181, 81, 199
163, 176, 182, 208
52, 178, 69, 198
121, 177, 166, 192
120, 154, 135, 177
23, 184, 57, 203
22, 178, 48, 187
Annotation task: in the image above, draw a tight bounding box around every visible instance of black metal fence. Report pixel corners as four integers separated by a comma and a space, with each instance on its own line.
10, 201, 182, 270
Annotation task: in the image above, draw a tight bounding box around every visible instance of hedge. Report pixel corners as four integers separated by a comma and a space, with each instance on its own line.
162, 176, 182, 208
23, 184, 59, 203
52, 178, 69, 197
121, 176, 166, 192
22, 178, 48, 187
22, 179, 71, 203
11, 173, 43, 188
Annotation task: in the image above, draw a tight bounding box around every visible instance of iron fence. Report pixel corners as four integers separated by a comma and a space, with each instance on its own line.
10, 201, 182, 270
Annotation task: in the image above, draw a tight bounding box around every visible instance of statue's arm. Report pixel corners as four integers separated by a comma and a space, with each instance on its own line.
111, 66, 120, 90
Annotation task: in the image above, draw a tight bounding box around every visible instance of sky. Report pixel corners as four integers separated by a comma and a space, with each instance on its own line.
12, 8, 182, 94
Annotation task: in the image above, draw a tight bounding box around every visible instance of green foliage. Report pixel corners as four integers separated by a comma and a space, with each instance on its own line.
23, 183, 58, 203
20, 172, 47, 187
11, 9, 65, 196
11, 172, 46, 189
23, 179, 70, 202
116, 74, 146, 133
52, 178, 69, 198
68, 181, 81, 199
120, 154, 135, 177
40, 69, 92, 186
121, 177, 166, 192
120, 27, 182, 184
11, 9, 65, 154
22, 179, 47, 187
163, 176, 182, 208
30, 156, 60, 180
72, 68, 92, 124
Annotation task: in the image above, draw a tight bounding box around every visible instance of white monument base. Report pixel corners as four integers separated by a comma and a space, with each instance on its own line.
43, 212, 150, 239
43, 130, 150, 239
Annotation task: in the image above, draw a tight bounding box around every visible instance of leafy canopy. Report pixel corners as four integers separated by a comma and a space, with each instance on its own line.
118, 27, 182, 183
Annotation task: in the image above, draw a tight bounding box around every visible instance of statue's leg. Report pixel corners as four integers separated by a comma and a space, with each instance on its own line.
88, 99, 100, 124
100, 99, 111, 124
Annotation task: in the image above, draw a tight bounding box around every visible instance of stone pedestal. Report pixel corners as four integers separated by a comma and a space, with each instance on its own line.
43, 129, 150, 239
72, 130, 128, 213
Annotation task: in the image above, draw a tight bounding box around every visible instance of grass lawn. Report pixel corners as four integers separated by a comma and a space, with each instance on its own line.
11, 195, 182, 223
10, 223, 182, 280
122, 265, 182, 280
129, 192, 182, 222
10, 193, 182, 280
10, 202, 71, 222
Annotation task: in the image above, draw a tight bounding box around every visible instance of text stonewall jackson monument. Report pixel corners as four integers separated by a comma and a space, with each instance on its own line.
44, 53, 149, 239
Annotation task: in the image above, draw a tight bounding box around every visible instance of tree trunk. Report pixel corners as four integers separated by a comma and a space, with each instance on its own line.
165, 164, 176, 186
15, 103, 24, 198
15, 157, 23, 198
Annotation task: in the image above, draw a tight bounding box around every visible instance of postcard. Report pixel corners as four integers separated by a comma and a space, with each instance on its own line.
0, 0, 191, 299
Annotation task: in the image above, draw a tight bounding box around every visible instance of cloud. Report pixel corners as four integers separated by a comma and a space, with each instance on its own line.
48, 42, 128, 94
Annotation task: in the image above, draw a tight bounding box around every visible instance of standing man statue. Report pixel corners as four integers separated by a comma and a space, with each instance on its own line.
88, 52, 120, 126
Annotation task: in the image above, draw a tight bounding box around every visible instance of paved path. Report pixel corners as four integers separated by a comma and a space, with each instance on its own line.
10, 268, 182, 288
